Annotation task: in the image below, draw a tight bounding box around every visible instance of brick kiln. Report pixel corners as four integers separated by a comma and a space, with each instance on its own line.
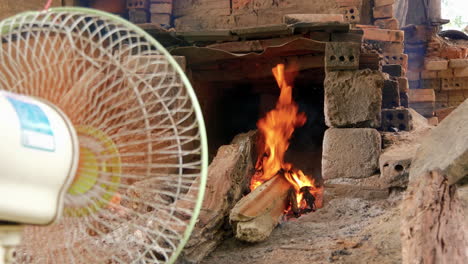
118, 0, 466, 263
28, 0, 466, 263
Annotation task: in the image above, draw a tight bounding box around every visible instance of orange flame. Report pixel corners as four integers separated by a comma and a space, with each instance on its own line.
250, 64, 322, 213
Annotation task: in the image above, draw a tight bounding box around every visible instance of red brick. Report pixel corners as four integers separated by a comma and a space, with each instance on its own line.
421, 70, 437, 79
437, 69, 455, 78
454, 68, 468, 77
373, 5, 393, 19
409, 89, 435, 103
448, 59, 468, 68
151, 13, 171, 24
434, 107, 456, 122
374, 0, 394, 7
335, 0, 362, 7
427, 117, 438, 126
150, 3, 172, 14
363, 28, 404, 42
424, 59, 448, 71
440, 46, 465, 60
374, 18, 399, 30
441, 78, 468, 91
398, 77, 409, 93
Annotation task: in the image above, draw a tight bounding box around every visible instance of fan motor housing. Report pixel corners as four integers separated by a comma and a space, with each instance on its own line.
0, 91, 79, 225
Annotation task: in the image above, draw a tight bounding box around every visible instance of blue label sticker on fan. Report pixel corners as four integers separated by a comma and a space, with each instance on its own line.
5, 95, 56, 152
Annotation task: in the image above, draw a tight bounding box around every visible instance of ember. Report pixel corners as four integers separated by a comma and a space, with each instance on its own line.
250, 64, 323, 217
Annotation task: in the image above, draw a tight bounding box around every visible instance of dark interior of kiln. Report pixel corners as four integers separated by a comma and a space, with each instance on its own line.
203, 71, 326, 180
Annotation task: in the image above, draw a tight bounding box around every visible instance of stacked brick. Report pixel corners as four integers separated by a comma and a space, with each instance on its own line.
357, 0, 409, 132
336, 0, 372, 25
405, 28, 468, 120
127, 0, 173, 27
373, 0, 399, 30
150, 0, 173, 26
322, 42, 385, 180
127, 0, 149, 24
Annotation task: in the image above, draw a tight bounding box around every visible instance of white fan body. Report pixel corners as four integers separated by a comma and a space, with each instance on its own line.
0, 91, 78, 225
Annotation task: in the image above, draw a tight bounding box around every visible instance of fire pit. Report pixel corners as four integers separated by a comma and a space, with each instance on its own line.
230, 64, 324, 242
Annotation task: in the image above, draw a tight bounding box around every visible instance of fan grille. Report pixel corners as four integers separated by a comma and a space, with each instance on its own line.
0, 8, 207, 264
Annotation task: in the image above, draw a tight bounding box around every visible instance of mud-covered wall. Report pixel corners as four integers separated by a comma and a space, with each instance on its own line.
0, 0, 64, 20
173, 0, 340, 31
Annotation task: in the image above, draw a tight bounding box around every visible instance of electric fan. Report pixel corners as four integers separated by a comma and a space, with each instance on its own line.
0, 7, 208, 264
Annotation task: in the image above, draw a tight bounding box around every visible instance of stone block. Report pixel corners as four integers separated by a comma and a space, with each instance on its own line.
441, 78, 468, 91
283, 14, 344, 24
129, 8, 148, 24
410, 99, 468, 185
381, 108, 413, 131
324, 69, 385, 128
322, 128, 381, 179
325, 42, 360, 70
374, 18, 399, 30
363, 28, 404, 42
150, 3, 172, 14
373, 4, 393, 19
382, 64, 402, 77
424, 59, 449, 71
382, 79, 400, 109
151, 13, 171, 25
449, 59, 468, 68
398, 77, 409, 93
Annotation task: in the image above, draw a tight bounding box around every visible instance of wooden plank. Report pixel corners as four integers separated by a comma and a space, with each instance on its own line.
293, 22, 350, 33
231, 24, 293, 40
206, 35, 304, 53
176, 30, 238, 42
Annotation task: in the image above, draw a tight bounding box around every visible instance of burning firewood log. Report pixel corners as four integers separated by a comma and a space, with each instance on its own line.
229, 174, 290, 242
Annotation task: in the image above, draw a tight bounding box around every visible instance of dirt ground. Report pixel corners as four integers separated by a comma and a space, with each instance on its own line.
202, 187, 403, 264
